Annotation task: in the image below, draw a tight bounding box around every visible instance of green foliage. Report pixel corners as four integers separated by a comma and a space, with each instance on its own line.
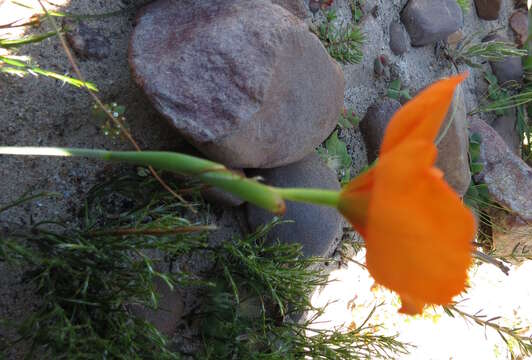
317, 130, 352, 185
338, 108, 360, 129
0, 175, 209, 359
349, 0, 364, 23
444, 305, 532, 358
92, 102, 128, 138
464, 133, 491, 213
452, 35, 526, 68
313, 10, 365, 64
200, 222, 411, 359
0, 54, 98, 91
0, 175, 411, 359
387, 79, 411, 102
456, 0, 470, 14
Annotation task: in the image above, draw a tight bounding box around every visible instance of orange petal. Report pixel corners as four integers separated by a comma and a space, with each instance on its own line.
338, 167, 375, 237
380, 73, 467, 155
365, 141, 475, 313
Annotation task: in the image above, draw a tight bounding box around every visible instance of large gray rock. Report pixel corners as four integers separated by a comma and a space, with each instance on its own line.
435, 85, 471, 196
246, 154, 342, 258
469, 118, 532, 222
401, 0, 463, 46
130, 0, 344, 168
474, 0, 502, 20
360, 98, 402, 163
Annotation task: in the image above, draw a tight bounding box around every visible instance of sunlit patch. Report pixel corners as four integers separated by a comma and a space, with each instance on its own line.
0, 0, 69, 55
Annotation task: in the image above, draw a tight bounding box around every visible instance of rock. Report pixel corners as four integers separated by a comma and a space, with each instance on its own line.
389, 21, 409, 55
400, 0, 463, 46
446, 30, 463, 49
64, 21, 110, 60
489, 209, 532, 263
201, 169, 246, 207
309, 0, 321, 13
491, 57, 523, 86
435, 84, 471, 196
359, 98, 402, 163
510, 10, 528, 47
130, 277, 184, 336
469, 118, 532, 222
492, 115, 521, 156
130, 0, 344, 168
473, 0, 502, 20
271, 0, 307, 19
246, 154, 342, 258
483, 35, 524, 85
360, 85, 470, 195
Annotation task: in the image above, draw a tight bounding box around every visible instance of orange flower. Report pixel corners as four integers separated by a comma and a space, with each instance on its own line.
338, 74, 476, 315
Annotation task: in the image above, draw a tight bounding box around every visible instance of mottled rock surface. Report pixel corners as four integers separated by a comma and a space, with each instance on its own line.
469, 117, 532, 222
492, 115, 521, 156
389, 21, 409, 55
130, 0, 344, 168
246, 154, 342, 258
435, 85, 471, 196
489, 209, 532, 263
510, 9, 528, 47
359, 97, 401, 163
474, 0, 502, 20
271, 0, 307, 18
401, 0, 463, 46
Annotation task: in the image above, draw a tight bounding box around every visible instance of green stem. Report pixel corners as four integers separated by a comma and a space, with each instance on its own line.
277, 188, 340, 208
0, 147, 285, 214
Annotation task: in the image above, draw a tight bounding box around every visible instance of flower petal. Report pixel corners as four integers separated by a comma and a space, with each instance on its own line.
338, 167, 375, 237
380, 73, 467, 155
365, 141, 475, 313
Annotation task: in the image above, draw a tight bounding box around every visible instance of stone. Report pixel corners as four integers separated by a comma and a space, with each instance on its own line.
130, 0, 344, 168
360, 85, 470, 195
246, 154, 342, 258
400, 0, 463, 46
270, 0, 307, 19
483, 35, 524, 85
489, 209, 532, 263
510, 10, 528, 47
435, 84, 471, 196
473, 0, 502, 20
359, 98, 402, 163
469, 117, 532, 222
492, 115, 521, 156
64, 20, 110, 60
389, 21, 409, 55
130, 277, 184, 336
446, 30, 463, 49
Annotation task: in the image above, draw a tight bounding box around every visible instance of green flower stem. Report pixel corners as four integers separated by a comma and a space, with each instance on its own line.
276, 188, 341, 208
0, 147, 285, 214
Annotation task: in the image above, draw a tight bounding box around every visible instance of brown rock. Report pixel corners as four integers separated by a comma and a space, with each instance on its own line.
446, 30, 463, 49
489, 209, 532, 263
469, 117, 532, 222
436, 85, 471, 196
474, 0, 502, 20
360, 98, 402, 163
510, 10, 528, 47
130, 0, 344, 168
